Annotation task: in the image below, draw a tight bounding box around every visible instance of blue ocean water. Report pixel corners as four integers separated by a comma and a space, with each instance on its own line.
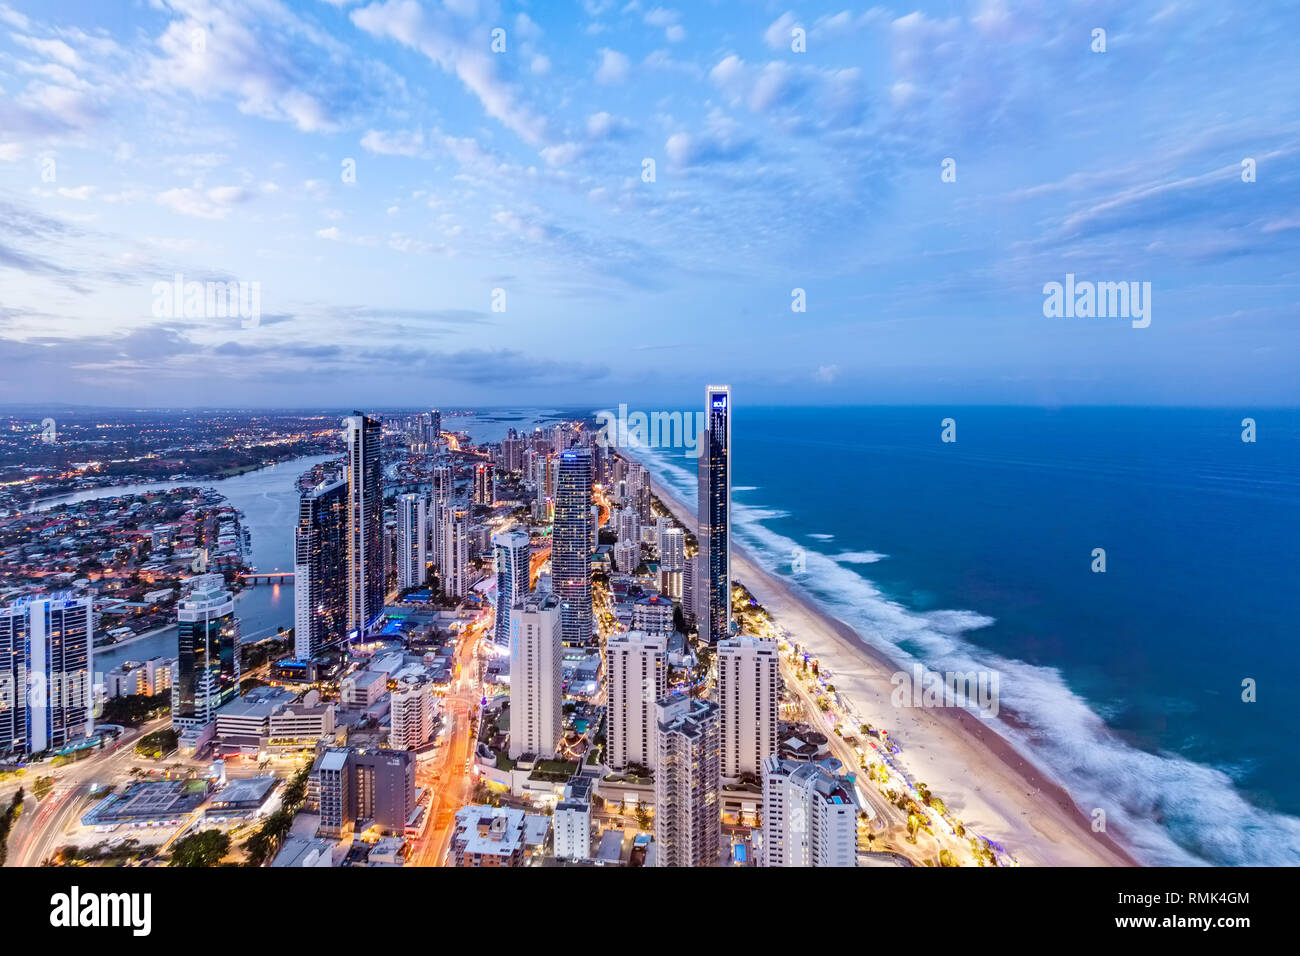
624, 405, 1300, 866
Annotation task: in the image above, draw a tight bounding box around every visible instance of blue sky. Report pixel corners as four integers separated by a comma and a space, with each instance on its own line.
0, 0, 1296, 408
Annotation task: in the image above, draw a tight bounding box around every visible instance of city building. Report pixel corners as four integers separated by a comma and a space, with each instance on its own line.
605, 631, 667, 771
473, 462, 494, 506
613, 538, 640, 574
696, 385, 732, 644
104, 655, 174, 700
439, 508, 470, 599
427, 409, 442, 449
553, 776, 594, 861
492, 530, 531, 650
293, 477, 348, 660
615, 506, 640, 546
632, 593, 674, 634
717, 635, 780, 780
451, 805, 535, 867
314, 747, 415, 839
344, 412, 384, 637
389, 678, 438, 751
654, 696, 721, 867
173, 574, 241, 733
0, 593, 93, 755
553, 449, 593, 644
759, 755, 861, 867
396, 493, 428, 590
508, 592, 562, 760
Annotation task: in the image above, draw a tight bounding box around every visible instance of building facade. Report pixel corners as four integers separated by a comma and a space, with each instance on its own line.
344, 412, 384, 636
396, 493, 428, 590
508, 592, 562, 759
293, 477, 348, 660
717, 635, 780, 780
604, 631, 667, 771
492, 530, 531, 650
760, 755, 861, 867
654, 696, 721, 867
696, 385, 732, 644
553, 450, 593, 644
173, 575, 241, 732
0, 593, 94, 755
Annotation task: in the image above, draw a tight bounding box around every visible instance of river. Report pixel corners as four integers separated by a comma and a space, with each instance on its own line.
28, 454, 340, 674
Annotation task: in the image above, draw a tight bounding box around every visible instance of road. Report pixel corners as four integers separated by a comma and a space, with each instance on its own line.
409, 614, 489, 866
6, 717, 168, 867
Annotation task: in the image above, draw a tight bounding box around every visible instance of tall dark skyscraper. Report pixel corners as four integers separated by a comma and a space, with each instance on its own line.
345, 412, 384, 637
427, 409, 442, 448
173, 575, 241, 731
697, 385, 732, 644
294, 477, 349, 659
553, 449, 593, 644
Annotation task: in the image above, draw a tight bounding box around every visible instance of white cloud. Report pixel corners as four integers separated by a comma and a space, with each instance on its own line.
763, 11, 800, 50
595, 48, 630, 84
360, 127, 425, 156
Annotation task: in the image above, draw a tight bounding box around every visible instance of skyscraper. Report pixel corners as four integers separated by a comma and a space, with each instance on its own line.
293, 477, 349, 660
658, 525, 685, 600
396, 493, 428, 590
760, 755, 862, 867
427, 409, 442, 448
440, 507, 469, 599
553, 449, 593, 644
654, 696, 721, 867
345, 412, 384, 637
717, 635, 780, 780
507, 591, 562, 759
0, 593, 93, 755
173, 574, 241, 732
604, 630, 667, 771
492, 530, 532, 650
473, 462, 493, 506
697, 385, 732, 644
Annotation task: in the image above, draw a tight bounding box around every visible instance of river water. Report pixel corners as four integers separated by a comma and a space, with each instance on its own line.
28, 454, 340, 673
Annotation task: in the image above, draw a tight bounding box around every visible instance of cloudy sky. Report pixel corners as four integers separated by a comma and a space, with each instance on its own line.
0, 0, 1296, 408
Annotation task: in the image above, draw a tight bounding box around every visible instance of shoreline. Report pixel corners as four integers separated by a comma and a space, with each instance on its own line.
645, 467, 1139, 867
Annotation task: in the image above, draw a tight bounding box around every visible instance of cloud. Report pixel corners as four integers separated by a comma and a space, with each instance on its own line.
360, 126, 426, 156
156, 186, 250, 220
351, 0, 552, 146
594, 47, 630, 84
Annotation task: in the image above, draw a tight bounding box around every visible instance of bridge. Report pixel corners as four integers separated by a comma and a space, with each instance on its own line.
239, 572, 295, 585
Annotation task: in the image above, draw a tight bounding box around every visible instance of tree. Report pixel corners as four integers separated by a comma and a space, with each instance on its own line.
169, 829, 230, 867
635, 805, 651, 831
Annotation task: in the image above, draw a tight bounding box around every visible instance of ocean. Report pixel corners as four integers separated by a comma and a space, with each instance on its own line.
621, 405, 1300, 866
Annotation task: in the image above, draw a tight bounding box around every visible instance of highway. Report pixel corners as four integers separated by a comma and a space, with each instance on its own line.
6, 717, 168, 867
409, 614, 489, 866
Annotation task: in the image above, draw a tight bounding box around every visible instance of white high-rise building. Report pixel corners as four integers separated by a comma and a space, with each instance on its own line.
613, 538, 640, 574
492, 531, 531, 650
760, 755, 861, 867
658, 524, 684, 568
389, 679, 437, 751
615, 506, 640, 546
717, 635, 780, 780
440, 508, 469, 599
508, 592, 562, 760
0, 593, 94, 755
396, 493, 428, 590
604, 631, 666, 771
654, 696, 721, 868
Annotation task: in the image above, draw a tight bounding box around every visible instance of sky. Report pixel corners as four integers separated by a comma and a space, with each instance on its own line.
0, 0, 1297, 409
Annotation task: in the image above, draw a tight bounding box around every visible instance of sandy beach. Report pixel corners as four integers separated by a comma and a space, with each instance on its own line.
648, 472, 1138, 867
